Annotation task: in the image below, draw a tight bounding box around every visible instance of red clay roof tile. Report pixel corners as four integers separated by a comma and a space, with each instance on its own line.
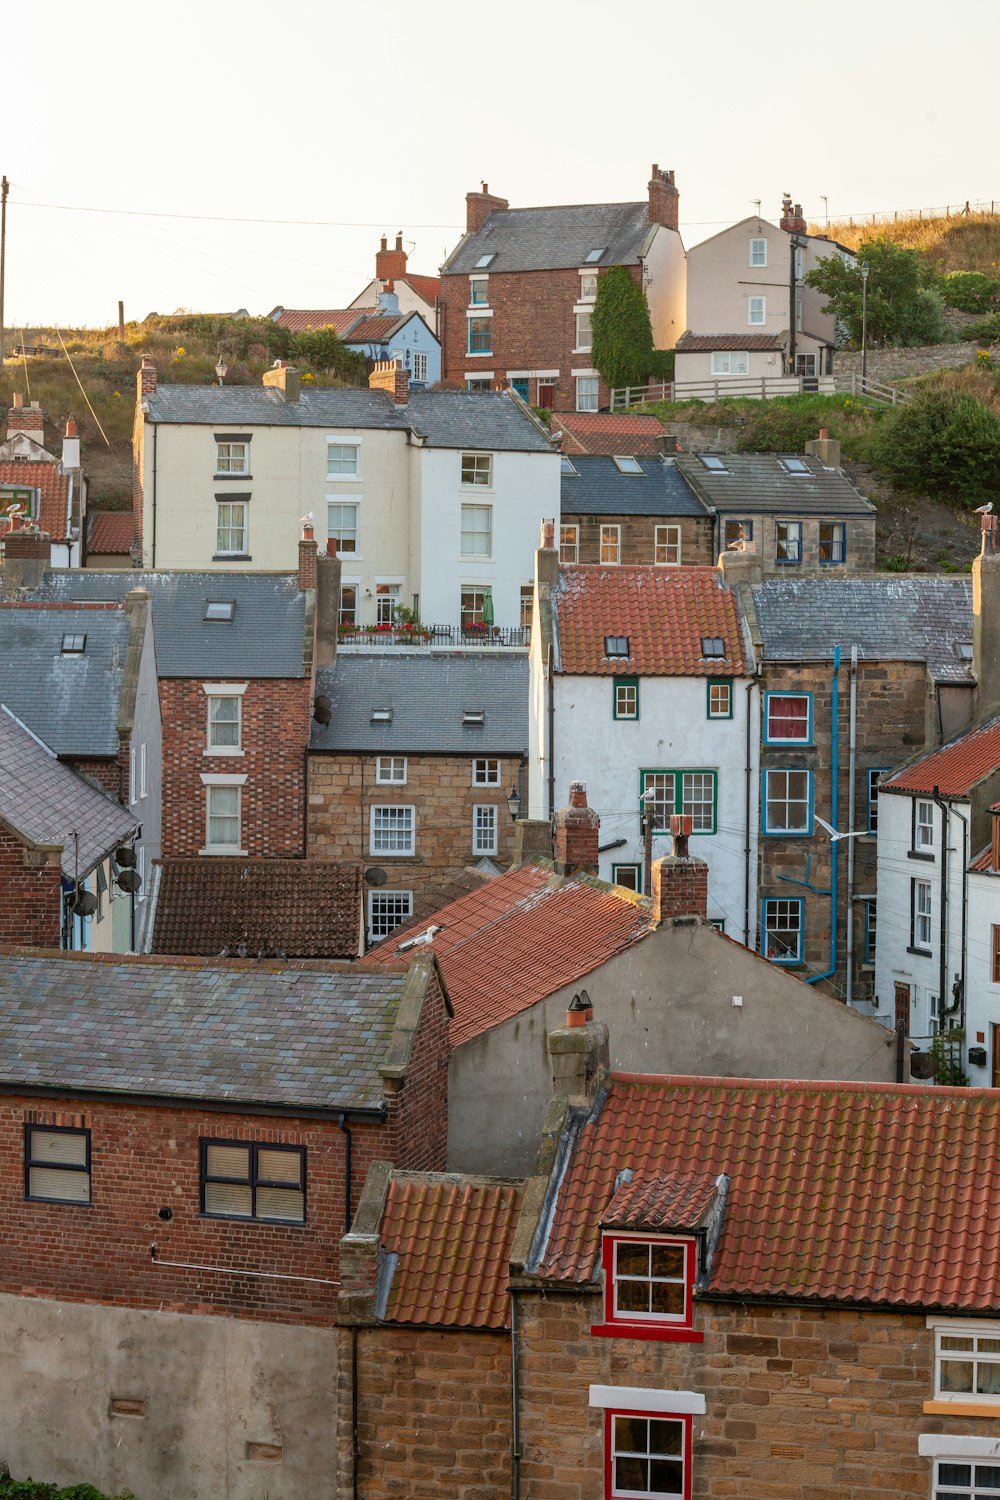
884, 713, 1000, 797
602, 1170, 722, 1232
274, 309, 368, 335
402, 274, 440, 306
88, 511, 135, 555
0, 461, 71, 539
558, 413, 666, 457
537, 1073, 1000, 1311
555, 565, 748, 677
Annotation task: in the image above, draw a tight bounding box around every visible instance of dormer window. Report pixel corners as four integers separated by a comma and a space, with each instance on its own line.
611, 1236, 694, 1325
613, 456, 643, 475
61, 632, 86, 654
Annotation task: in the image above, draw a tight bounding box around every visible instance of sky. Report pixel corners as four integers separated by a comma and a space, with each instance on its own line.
3, 0, 997, 328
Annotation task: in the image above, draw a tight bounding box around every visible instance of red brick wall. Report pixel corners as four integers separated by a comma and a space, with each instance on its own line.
159, 677, 312, 857
390, 965, 450, 1174
439, 265, 644, 412
0, 831, 61, 947
68, 754, 124, 801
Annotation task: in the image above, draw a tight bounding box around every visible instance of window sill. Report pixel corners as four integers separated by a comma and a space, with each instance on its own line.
212, 553, 252, 562
199, 847, 249, 857
214, 473, 253, 481
908, 849, 935, 861
774, 558, 803, 566
199, 1212, 306, 1228
922, 1399, 1000, 1417
203, 748, 245, 757
907, 945, 933, 958
466, 352, 493, 359
763, 827, 813, 838
325, 475, 361, 483
768, 958, 805, 968
591, 1322, 704, 1344
763, 739, 813, 748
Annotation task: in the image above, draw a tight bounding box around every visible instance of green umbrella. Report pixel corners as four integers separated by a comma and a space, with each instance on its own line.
481, 590, 495, 627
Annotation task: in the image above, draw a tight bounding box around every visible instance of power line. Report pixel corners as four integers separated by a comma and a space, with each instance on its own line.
8, 196, 465, 233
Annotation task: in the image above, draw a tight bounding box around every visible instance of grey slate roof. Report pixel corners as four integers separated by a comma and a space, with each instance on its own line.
676, 452, 876, 517
144, 384, 553, 453
310, 654, 528, 754
35, 570, 306, 678
750, 576, 974, 682
0, 709, 138, 878
0, 951, 412, 1111
560, 456, 711, 517
0, 605, 129, 755
441, 202, 653, 275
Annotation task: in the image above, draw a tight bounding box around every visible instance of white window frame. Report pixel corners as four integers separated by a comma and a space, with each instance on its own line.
579, 272, 598, 301
915, 799, 935, 852
762, 897, 803, 963
574, 310, 593, 352
749, 238, 767, 267
369, 804, 415, 857
375, 582, 401, 626
473, 758, 500, 785
367, 889, 414, 943
326, 440, 361, 480
376, 756, 408, 785
913, 878, 933, 951
461, 503, 492, 559
411, 351, 428, 383
576, 376, 599, 413
327, 498, 360, 557
129, 747, 137, 805
216, 500, 248, 557
203, 682, 248, 756
931, 1320, 1000, 1405
763, 769, 812, 835
461, 452, 493, 488
201, 774, 248, 856
473, 803, 498, 856
654, 525, 681, 566
339, 581, 359, 626
560, 524, 579, 563
600, 524, 621, 565
747, 296, 766, 326
710, 351, 749, 376
215, 440, 249, 476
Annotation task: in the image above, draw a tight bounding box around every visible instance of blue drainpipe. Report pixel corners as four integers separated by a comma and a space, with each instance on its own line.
806, 645, 839, 985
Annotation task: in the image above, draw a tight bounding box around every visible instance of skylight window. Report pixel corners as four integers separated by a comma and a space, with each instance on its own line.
61, 632, 86, 653
613, 456, 643, 475
780, 456, 810, 474
560, 456, 579, 476
475, 253, 496, 269
583, 247, 605, 264
701, 637, 725, 658
371, 707, 393, 723
204, 601, 235, 622
462, 709, 486, 725
957, 642, 974, 660
700, 456, 728, 473
605, 635, 630, 659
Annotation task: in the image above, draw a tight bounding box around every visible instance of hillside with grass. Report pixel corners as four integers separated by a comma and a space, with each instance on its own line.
812, 211, 1000, 275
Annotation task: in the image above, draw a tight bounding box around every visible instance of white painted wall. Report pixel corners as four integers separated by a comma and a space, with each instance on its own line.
684, 217, 839, 348
965, 868, 1000, 1084
643, 226, 687, 351
546, 673, 758, 944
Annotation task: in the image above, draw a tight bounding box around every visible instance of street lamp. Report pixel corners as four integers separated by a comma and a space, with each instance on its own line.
860, 262, 870, 386
505, 784, 522, 822
215, 354, 228, 386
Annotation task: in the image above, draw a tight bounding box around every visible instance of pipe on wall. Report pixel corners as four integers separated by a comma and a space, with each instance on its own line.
511, 1289, 522, 1500
807, 646, 840, 985
846, 646, 858, 1005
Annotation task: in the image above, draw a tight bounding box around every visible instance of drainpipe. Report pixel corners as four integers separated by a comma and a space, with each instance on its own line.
806, 646, 840, 985
943, 799, 969, 1023
931, 786, 949, 1025
510, 1289, 522, 1500
546, 643, 556, 826
744, 673, 756, 947
338, 1112, 353, 1234
846, 645, 858, 1005
351, 1325, 360, 1500
151, 423, 158, 569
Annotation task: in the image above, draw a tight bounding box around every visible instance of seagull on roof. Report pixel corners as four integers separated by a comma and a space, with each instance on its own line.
975, 501, 994, 515
815, 814, 865, 842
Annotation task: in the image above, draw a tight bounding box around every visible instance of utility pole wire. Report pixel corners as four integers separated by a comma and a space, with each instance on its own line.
55, 328, 114, 451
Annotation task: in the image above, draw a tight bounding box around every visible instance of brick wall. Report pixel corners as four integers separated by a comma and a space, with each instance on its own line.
561, 511, 715, 567
69, 753, 126, 802
439, 264, 644, 412
0, 831, 61, 946
159, 677, 312, 857
307, 752, 518, 922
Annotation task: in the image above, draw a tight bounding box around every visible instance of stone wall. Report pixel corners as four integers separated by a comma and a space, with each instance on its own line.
560, 510, 715, 566
835, 341, 1000, 382
665, 420, 741, 454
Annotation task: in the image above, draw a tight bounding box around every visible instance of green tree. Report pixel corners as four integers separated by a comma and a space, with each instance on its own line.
873, 390, 1000, 502
591, 266, 654, 393
291, 327, 347, 372
805, 238, 943, 346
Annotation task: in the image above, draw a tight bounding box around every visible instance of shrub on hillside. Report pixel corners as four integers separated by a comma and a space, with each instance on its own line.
941, 271, 1000, 313
591, 266, 654, 392
646, 349, 675, 383
965, 313, 1000, 344
873, 391, 1000, 503
0, 1479, 132, 1500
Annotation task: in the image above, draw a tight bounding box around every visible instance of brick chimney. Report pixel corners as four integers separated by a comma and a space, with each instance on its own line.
315, 540, 342, 669
648, 164, 679, 231
553, 781, 600, 876
973, 513, 1000, 721
137, 357, 158, 399
804, 427, 841, 468
779, 194, 807, 234
6, 396, 45, 442
3, 527, 50, 594
376, 232, 408, 284
548, 1001, 610, 1108
298, 517, 318, 592
62, 418, 80, 470
650, 816, 709, 923
262, 359, 301, 403
466, 181, 508, 235
369, 359, 409, 405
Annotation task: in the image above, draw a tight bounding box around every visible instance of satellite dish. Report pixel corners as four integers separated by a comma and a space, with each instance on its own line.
116, 868, 142, 894
114, 844, 137, 868
313, 694, 332, 725
71, 888, 99, 917
364, 866, 388, 887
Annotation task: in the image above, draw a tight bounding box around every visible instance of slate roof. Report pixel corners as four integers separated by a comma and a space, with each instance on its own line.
0, 460, 72, 539
442, 202, 654, 276
0, 708, 138, 878
555, 566, 748, 677
675, 333, 785, 352
34, 570, 307, 678
676, 451, 875, 516
150, 858, 363, 959
142, 384, 553, 452
363, 864, 652, 1047
87, 511, 135, 555
0, 603, 129, 755
0, 949, 412, 1111
883, 713, 1000, 798
557, 412, 666, 457
560, 455, 710, 517
531, 1073, 1000, 1311
750, 576, 974, 682
377, 1171, 524, 1329
310, 654, 528, 754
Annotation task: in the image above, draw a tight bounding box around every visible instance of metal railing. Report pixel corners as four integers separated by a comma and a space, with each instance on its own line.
337, 623, 530, 649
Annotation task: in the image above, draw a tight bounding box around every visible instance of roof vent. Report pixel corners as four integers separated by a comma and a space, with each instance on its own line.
462, 708, 485, 725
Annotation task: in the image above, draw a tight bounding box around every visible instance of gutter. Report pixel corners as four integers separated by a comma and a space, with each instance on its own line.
546, 642, 555, 824
0, 1080, 388, 1123
511, 1289, 522, 1500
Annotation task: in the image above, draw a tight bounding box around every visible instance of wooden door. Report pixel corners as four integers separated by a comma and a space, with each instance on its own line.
894, 982, 910, 1037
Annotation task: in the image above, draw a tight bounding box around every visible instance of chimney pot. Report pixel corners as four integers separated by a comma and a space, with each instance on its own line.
12, 393, 23, 409
298, 521, 318, 592
566, 990, 594, 1028
327, 538, 338, 557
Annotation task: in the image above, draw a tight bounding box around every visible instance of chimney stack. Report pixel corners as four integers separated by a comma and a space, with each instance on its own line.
647, 163, 680, 231
548, 1001, 610, 1109
2, 527, 51, 594
512, 817, 552, 867
262, 359, 301, 403
553, 781, 600, 877
650, 817, 709, 923
6, 397, 45, 442
466, 181, 509, 235
973, 513, 1000, 721
805, 428, 841, 468
376, 280, 401, 316
298, 517, 318, 592
137, 357, 158, 400
316, 538, 342, 669
717, 546, 762, 585
368, 358, 409, 405
375, 231, 408, 284
62, 418, 81, 470
779, 193, 807, 234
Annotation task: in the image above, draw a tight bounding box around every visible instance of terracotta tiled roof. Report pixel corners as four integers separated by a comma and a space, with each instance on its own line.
274, 308, 368, 335
403, 274, 440, 307
884, 713, 1000, 797
87, 511, 134, 555
343, 313, 407, 345
363, 864, 652, 1046
602, 1170, 721, 1232
535, 1073, 1000, 1311
151, 858, 363, 958
971, 843, 993, 873
558, 412, 665, 457
0, 461, 71, 539
379, 1171, 523, 1328
676, 333, 784, 352
555, 566, 748, 677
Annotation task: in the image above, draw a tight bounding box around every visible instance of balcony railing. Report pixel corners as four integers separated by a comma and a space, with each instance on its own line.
337, 623, 530, 649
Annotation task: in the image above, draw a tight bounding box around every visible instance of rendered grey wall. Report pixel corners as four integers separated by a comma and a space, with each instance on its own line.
0, 1294, 336, 1500
448, 919, 899, 1176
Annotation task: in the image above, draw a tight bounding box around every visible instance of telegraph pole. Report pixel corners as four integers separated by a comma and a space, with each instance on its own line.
0, 175, 8, 365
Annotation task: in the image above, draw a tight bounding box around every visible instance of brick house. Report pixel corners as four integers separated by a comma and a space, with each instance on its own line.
0, 396, 86, 565
675, 434, 876, 575
559, 453, 714, 568
438, 167, 686, 411
0, 944, 450, 1498
308, 650, 527, 937
338, 1002, 1000, 1500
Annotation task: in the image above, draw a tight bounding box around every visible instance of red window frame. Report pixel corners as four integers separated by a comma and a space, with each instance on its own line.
592, 1233, 703, 1342
604, 1407, 693, 1500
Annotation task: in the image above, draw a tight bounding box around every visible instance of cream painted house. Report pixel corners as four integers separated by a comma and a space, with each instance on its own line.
676, 196, 852, 391
132, 360, 559, 631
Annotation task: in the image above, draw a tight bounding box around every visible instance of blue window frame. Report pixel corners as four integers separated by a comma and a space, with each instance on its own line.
511, 379, 529, 400
762, 897, 804, 963
867, 768, 888, 833
764, 692, 812, 745
762, 769, 813, 835
723, 518, 753, 550
775, 520, 802, 564
467, 317, 492, 355
864, 900, 877, 965
819, 521, 846, 565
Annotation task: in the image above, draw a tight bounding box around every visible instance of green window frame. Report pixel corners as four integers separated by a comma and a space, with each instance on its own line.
0, 486, 35, 519
613, 677, 639, 720
707, 679, 733, 719
639, 769, 718, 835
